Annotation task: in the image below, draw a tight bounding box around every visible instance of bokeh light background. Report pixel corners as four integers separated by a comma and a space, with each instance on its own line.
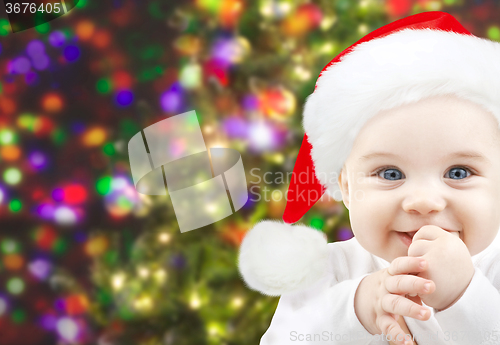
0, 0, 499, 344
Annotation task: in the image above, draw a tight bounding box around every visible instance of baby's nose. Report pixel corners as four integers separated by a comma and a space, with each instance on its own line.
402, 188, 446, 214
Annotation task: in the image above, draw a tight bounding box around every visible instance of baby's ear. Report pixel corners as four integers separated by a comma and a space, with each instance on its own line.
337, 166, 350, 210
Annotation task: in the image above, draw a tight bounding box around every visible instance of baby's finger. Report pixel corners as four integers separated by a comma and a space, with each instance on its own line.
381, 293, 430, 321
406, 294, 423, 306
388, 256, 427, 276
385, 275, 434, 296
377, 314, 411, 345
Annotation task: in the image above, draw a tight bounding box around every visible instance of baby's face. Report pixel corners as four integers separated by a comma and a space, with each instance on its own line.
338, 94, 500, 263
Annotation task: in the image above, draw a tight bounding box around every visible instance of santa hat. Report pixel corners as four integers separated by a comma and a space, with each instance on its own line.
238, 11, 500, 296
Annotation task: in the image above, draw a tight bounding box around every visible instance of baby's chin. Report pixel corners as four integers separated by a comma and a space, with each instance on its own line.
365, 240, 409, 264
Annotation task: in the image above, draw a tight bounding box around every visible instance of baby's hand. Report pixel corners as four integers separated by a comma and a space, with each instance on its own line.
354, 256, 435, 345
408, 225, 475, 310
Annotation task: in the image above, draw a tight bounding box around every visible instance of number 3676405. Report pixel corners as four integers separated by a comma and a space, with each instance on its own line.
5, 2, 62, 14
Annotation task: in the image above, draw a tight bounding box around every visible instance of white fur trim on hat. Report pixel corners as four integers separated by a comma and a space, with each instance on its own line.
303, 28, 500, 202
237, 220, 329, 296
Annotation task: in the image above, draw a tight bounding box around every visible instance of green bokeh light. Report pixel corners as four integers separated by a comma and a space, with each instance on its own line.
97, 288, 113, 305
18, 114, 36, 131
9, 199, 22, 212
51, 128, 67, 146
103, 143, 116, 156
1, 239, 20, 254
6, 277, 24, 295
137, 65, 164, 82
52, 238, 68, 255
0, 19, 10, 36
148, 1, 164, 19
104, 250, 118, 265
0, 129, 16, 145
310, 217, 324, 230
4, 168, 22, 185
120, 119, 140, 138
140, 45, 163, 60
35, 22, 50, 34
97, 176, 112, 195
198, 0, 221, 14
96, 78, 113, 94
76, 0, 88, 8
117, 196, 133, 209
11, 309, 26, 324
119, 305, 135, 320
487, 26, 500, 41
61, 28, 73, 39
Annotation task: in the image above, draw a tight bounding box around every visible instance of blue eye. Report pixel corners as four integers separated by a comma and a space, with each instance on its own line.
376, 167, 404, 180
374, 166, 473, 181
446, 167, 471, 180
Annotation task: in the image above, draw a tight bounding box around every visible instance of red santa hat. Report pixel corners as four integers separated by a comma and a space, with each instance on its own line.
238, 11, 500, 296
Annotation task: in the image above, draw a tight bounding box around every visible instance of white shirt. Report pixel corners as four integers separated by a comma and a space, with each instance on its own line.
260, 230, 500, 345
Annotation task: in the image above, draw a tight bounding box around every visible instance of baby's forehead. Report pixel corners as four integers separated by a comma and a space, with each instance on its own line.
348, 100, 500, 165
356, 96, 500, 142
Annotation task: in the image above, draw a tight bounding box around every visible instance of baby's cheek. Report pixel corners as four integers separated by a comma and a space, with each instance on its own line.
353, 225, 385, 249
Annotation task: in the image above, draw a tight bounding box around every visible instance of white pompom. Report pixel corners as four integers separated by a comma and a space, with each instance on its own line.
237, 220, 329, 296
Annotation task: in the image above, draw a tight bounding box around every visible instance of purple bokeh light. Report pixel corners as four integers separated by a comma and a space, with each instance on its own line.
49, 31, 66, 47
37, 204, 55, 219
29, 151, 48, 170
73, 231, 87, 243
160, 83, 183, 113
54, 298, 65, 312
39, 314, 57, 330
115, 90, 134, 106
12, 57, 31, 74
32, 54, 49, 71
25, 70, 39, 85
52, 188, 64, 202
211, 38, 241, 67
70, 121, 86, 134
170, 253, 186, 269
242, 94, 259, 111
223, 117, 248, 138
0, 186, 6, 205
64, 46, 80, 62
0, 295, 8, 316
337, 227, 354, 241
27, 40, 45, 56
28, 258, 52, 280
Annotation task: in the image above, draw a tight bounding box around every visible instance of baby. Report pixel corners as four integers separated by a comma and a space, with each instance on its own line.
346, 94, 500, 344
238, 11, 500, 345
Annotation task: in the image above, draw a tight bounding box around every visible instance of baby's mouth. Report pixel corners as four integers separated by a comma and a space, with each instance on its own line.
401, 228, 460, 239
406, 231, 417, 239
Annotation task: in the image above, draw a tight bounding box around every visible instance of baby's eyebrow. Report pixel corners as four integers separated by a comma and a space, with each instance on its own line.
359, 152, 402, 161
359, 151, 489, 163
447, 151, 490, 163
